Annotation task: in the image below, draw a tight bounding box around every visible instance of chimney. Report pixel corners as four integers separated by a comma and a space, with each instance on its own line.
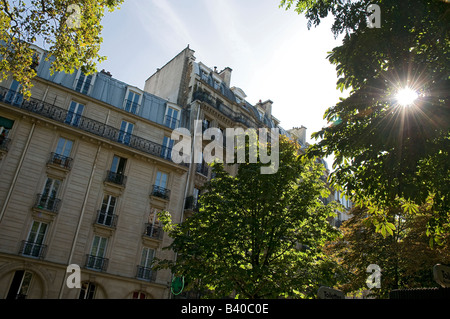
288, 126, 307, 145
261, 100, 273, 117
101, 69, 112, 77
219, 67, 232, 87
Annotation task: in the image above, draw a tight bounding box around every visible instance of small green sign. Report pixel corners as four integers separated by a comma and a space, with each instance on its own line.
171, 276, 185, 295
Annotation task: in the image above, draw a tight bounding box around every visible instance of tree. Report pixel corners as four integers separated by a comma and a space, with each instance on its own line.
325, 204, 450, 298
280, 0, 450, 245
0, 0, 123, 98
156, 136, 340, 299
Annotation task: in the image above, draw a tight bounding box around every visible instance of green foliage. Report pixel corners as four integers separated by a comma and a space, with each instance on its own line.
326, 205, 450, 298
155, 136, 340, 299
280, 0, 450, 244
0, 0, 123, 98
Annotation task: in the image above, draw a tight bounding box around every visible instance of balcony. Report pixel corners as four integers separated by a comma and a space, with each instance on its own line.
33, 194, 61, 213
136, 265, 157, 282
85, 254, 109, 272
184, 196, 199, 212
48, 152, 73, 170
0, 137, 11, 152
0, 86, 182, 166
151, 185, 170, 200
0, 137, 11, 159
19, 240, 47, 259
105, 170, 127, 187
143, 223, 163, 240
193, 90, 258, 129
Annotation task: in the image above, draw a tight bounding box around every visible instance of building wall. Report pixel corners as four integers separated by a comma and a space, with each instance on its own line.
144, 46, 195, 105
0, 65, 188, 299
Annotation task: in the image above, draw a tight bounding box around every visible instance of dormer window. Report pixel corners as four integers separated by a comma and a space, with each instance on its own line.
29, 44, 44, 71
199, 63, 212, 82
74, 70, 96, 95
212, 73, 222, 90
164, 104, 181, 129
123, 88, 142, 114
231, 87, 247, 105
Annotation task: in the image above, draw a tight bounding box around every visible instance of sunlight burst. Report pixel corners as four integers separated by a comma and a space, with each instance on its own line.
395, 87, 419, 107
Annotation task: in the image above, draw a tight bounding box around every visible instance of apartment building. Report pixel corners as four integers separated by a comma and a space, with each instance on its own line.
0, 45, 322, 299
0, 46, 189, 299
144, 46, 312, 218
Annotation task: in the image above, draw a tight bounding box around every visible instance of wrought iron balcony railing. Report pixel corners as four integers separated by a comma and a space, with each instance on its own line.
184, 196, 200, 212
0, 137, 11, 151
143, 223, 163, 240
105, 170, 127, 187
85, 254, 109, 272
196, 163, 209, 176
48, 152, 73, 170
193, 90, 258, 129
95, 210, 118, 228
136, 265, 157, 282
19, 240, 47, 259
34, 193, 61, 213
151, 185, 171, 200
0, 86, 179, 164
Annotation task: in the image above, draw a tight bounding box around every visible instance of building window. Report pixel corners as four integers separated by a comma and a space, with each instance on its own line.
49, 137, 73, 169
136, 248, 156, 281
21, 221, 48, 258
6, 270, 33, 299
161, 136, 174, 160
196, 153, 209, 176
79, 282, 96, 299
86, 236, 108, 271
55, 137, 73, 158
202, 118, 210, 132
132, 291, 147, 299
65, 101, 84, 127
0, 116, 14, 137
193, 187, 200, 208
30, 50, 42, 71
155, 171, 168, 189
124, 90, 141, 114
35, 177, 61, 212
118, 120, 134, 145
151, 171, 170, 199
106, 155, 127, 186
0, 116, 14, 151
164, 106, 180, 129
74, 72, 94, 95
97, 194, 117, 227
5, 80, 23, 106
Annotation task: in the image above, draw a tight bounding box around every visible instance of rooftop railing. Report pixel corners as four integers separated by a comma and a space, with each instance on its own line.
0, 86, 181, 165
193, 90, 258, 128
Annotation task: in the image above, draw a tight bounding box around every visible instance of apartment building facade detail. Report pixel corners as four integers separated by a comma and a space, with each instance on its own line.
0, 45, 320, 299
0, 47, 191, 299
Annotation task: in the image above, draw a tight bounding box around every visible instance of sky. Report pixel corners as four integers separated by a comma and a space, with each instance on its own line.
97, 0, 348, 147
